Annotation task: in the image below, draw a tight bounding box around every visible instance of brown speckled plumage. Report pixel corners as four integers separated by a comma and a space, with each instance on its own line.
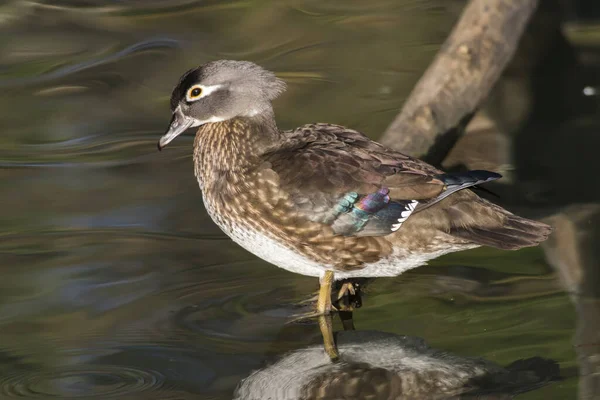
190, 116, 549, 274
160, 60, 551, 279
193, 118, 394, 271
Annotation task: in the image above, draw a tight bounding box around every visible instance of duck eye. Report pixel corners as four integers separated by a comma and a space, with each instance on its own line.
187, 86, 203, 101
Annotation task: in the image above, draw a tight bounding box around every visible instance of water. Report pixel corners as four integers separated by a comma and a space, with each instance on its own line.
1, 1, 598, 399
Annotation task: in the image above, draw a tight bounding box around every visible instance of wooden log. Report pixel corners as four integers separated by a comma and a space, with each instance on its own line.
379, 0, 538, 164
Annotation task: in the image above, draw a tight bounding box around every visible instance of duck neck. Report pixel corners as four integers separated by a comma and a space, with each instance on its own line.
193, 114, 280, 191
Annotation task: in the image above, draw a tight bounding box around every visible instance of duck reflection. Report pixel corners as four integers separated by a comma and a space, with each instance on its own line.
234, 327, 559, 400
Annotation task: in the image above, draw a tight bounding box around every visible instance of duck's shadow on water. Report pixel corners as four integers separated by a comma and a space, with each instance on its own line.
234, 328, 560, 400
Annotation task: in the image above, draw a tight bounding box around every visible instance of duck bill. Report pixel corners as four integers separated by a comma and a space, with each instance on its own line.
157, 108, 198, 151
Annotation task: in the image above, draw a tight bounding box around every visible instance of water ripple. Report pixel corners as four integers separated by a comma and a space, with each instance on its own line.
28, 0, 229, 17
0, 39, 180, 89
0, 133, 169, 168
0, 365, 165, 398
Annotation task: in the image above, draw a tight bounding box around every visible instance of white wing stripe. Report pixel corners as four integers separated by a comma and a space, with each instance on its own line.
390, 200, 418, 232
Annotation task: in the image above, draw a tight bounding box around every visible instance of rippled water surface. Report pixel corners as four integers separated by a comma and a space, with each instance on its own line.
1, 0, 599, 399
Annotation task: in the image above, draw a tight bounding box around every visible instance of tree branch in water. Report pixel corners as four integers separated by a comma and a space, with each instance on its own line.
379, 0, 538, 164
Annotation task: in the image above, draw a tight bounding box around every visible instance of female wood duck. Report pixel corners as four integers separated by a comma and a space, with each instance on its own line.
234, 330, 559, 399
158, 60, 551, 320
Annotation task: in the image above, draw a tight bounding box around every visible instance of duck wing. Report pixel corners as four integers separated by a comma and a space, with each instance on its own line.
263, 123, 501, 237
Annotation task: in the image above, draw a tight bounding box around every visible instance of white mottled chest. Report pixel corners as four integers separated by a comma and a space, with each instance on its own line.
202, 192, 477, 279
203, 195, 327, 278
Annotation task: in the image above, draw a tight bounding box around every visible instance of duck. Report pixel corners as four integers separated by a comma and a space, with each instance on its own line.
157, 60, 551, 353
234, 330, 559, 400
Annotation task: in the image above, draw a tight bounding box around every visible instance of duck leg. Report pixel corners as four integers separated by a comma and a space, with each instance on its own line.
338, 311, 355, 331
318, 313, 339, 361
291, 272, 362, 325
318, 314, 340, 362
337, 281, 356, 300
317, 270, 334, 315
288, 271, 335, 323
317, 271, 340, 360
333, 279, 363, 311
333, 279, 364, 331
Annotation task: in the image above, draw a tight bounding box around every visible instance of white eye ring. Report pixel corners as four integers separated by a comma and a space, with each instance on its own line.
185, 84, 223, 103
